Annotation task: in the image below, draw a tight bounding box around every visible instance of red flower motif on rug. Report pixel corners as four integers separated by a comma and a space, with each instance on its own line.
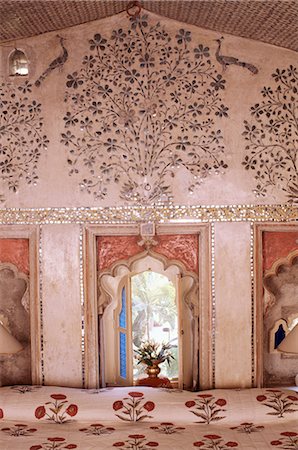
185, 393, 227, 424
256, 390, 298, 418
230, 422, 264, 433
79, 423, 115, 435
271, 431, 298, 448
193, 434, 238, 448
30, 437, 77, 449
113, 434, 159, 448
1, 423, 37, 436
150, 422, 185, 434
112, 391, 155, 421
34, 394, 78, 424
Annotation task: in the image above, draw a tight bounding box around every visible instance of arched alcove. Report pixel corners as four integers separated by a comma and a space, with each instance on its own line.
9, 49, 29, 76
0, 263, 30, 386
263, 251, 298, 386
99, 250, 198, 390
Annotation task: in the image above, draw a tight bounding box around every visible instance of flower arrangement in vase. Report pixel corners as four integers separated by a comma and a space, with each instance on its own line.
134, 341, 174, 378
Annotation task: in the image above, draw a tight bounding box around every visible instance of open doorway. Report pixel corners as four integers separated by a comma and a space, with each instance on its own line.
116, 270, 179, 386
131, 271, 179, 381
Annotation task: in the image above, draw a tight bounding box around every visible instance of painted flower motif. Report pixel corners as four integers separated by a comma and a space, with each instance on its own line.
210, 74, 226, 91
176, 29, 192, 44
113, 434, 159, 449
65, 404, 78, 417
89, 33, 107, 51
79, 423, 115, 435
51, 394, 67, 400
193, 434, 238, 449
186, 394, 227, 424
271, 431, 298, 448
185, 400, 196, 408
66, 72, 83, 89
113, 392, 155, 421
34, 394, 78, 424
230, 422, 264, 433
111, 28, 127, 42
30, 437, 77, 449
130, 14, 148, 30
150, 422, 185, 434
35, 405, 46, 419
256, 390, 298, 418
139, 53, 155, 68
113, 400, 124, 411
128, 392, 144, 398
194, 45, 210, 59
1, 423, 37, 436
215, 399, 227, 407
143, 401, 155, 412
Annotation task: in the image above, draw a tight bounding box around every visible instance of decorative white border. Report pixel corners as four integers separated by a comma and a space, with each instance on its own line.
0, 204, 296, 224
211, 223, 216, 388
79, 225, 85, 387
250, 222, 255, 386
38, 225, 45, 385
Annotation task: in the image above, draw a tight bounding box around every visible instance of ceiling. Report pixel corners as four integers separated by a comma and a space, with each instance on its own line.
0, 0, 297, 52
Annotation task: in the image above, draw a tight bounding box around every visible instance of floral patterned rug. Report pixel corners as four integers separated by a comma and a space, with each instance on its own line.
0, 385, 298, 449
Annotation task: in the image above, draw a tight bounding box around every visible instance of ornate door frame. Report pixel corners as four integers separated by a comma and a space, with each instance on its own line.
254, 222, 298, 387
83, 223, 212, 389
0, 225, 40, 384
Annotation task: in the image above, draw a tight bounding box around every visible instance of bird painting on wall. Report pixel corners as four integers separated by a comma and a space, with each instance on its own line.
35, 35, 68, 87
215, 36, 258, 74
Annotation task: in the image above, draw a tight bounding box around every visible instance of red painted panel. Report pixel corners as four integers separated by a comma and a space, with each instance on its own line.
97, 235, 141, 271
97, 234, 199, 273
0, 238, 29, 274
263, 231, 298, 271
155, 234, 198, 273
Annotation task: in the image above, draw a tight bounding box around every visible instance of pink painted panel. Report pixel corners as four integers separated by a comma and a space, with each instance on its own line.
154, 234, 199, 273
0, 238, 29, 274
97, 235, 141, 271
263, 231, 298, 271
97, 234, 199, 273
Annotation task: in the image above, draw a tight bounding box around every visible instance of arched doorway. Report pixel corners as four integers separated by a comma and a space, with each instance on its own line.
99, 252, 197, 389
83, 223, 212, 390
115, 270, 179, 386
131, 271, 178, 382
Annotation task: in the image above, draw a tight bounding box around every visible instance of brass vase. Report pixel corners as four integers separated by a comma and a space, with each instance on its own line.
145, 361, 161, 378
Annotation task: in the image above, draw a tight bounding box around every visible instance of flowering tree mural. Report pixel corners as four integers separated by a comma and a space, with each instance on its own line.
242, 65, 298, 202
62, 14, 229, 204
0, 81, 48, 197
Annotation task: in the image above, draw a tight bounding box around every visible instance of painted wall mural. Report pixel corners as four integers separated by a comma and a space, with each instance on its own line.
242, 65, 298, 202
62, 13, 229, 204
0, 81, 48, 199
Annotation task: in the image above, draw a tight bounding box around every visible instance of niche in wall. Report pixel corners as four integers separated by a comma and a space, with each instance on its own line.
264, 254, 298, 386
255, 224, 298, 387
84, 223, 212, 390
0, 227, 40, 386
